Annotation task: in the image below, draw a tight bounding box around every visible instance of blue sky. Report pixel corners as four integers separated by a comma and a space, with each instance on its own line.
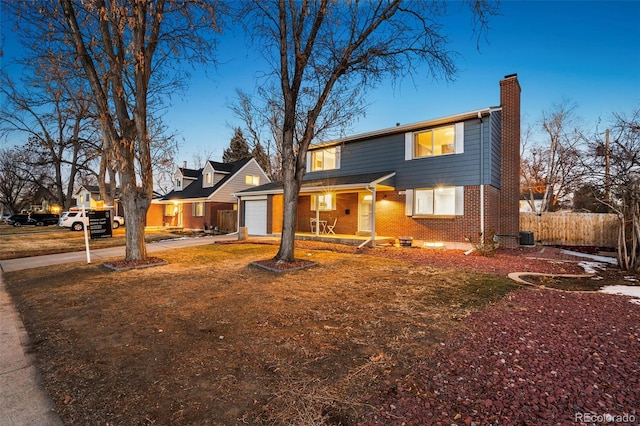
2, 1, 639, 165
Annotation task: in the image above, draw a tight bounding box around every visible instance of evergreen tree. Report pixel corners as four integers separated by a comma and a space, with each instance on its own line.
252, 142, 275, 179
222, 128, 251, 163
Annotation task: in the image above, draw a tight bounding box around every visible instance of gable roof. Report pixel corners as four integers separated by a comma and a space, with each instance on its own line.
75, 184, 120, 196
163, 158, 253, 201
180, 167, 201, 179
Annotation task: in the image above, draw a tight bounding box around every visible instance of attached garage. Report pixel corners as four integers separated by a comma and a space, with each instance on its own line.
243, 199, 268, 236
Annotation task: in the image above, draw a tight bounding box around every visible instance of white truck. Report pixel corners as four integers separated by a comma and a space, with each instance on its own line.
58, 210, 125, 231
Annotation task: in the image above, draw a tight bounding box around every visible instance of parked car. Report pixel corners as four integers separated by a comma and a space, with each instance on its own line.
1, 213, 11, 224
113, 215, 125, 228
58, 210, 123, 231
8, 213, 59, 227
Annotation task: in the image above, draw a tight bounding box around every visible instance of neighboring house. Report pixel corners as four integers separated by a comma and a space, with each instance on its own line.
234, 74, 521, 248
74, 184, 122, 214
520, 193, 544, 213
147, 158, 270, 232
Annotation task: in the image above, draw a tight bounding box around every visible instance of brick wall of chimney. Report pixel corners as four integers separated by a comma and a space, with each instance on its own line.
499, 74, 521, 248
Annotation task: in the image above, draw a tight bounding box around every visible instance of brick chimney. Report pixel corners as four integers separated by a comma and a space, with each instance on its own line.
499, 74, 521, 248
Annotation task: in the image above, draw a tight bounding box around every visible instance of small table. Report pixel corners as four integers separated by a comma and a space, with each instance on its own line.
311, 219, 327, 233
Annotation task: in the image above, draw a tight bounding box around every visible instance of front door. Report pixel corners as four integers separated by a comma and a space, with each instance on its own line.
358, 192, 373, 234
177, 203, 183, 227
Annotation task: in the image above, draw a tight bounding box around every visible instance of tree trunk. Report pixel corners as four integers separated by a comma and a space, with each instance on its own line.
275, 174, 301, 262
120, 186, 149, 261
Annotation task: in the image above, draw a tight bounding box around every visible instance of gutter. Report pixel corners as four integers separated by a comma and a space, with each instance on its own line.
358, 172, 396, 249
314, 108, 494, 149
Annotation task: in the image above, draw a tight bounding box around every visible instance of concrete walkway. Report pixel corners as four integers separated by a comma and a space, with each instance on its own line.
0, 234, 237, 425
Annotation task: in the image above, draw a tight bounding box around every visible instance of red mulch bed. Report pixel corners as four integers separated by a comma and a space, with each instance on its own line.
363, 288, 640, 425
271, 240, 588, 276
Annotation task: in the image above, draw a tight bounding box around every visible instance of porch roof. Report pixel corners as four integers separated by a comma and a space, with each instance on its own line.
235, 171, 396, 197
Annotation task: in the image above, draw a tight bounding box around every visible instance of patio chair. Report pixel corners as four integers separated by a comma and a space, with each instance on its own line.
325, 218, 337, 234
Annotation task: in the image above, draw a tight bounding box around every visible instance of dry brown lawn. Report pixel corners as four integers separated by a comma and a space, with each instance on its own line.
0, 225, 180, 260
4, 242, 520, 425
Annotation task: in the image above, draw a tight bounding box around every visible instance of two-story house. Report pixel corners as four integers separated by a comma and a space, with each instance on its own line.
146, 157, 270, 232
234, 74, 521, 248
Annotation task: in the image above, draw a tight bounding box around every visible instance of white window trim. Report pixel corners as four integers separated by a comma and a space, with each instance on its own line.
405, 186, 464, 217
245, 175, 260, 186
405, 122, 464, 160
310, 193, 336, 211
307, 146, 341, 172
192, 202, 205, 217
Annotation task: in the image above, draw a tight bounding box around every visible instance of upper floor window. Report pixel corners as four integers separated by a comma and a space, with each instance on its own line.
405, 122, 464, 160
205, 172, 212, 185
308, 146, 340, 172
176, 179, 182, 189
245, 175, 260, 186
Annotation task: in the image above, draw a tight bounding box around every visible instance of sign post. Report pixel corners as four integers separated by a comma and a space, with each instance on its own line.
82, 206, 91, 264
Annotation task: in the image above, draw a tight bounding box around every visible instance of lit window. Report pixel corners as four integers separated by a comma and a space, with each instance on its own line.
245, 175, 260, 186
193, 202, 205, 217
164, 204, 175, 216
414, 187, 456, 216
414, 125, 455, 158
309, 147, 340, 171
310, 193, 336, 211
205, 173, 212, 184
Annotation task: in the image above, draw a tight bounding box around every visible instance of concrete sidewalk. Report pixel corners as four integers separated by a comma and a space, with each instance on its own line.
0, 233, 237, 425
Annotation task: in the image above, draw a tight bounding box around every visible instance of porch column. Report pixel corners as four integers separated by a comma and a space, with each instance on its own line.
370, 186, 377, 247
314, 195, 320, 237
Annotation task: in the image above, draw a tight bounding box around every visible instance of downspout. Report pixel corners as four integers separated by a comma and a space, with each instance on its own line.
479, 112, 485, 245
235, 197, 241, 235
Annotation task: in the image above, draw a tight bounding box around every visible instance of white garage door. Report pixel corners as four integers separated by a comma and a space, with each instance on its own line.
244, 200, 267, 235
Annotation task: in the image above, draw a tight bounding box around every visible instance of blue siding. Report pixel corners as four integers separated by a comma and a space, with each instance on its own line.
489, 110, 502, 188
305, 114, 502, 190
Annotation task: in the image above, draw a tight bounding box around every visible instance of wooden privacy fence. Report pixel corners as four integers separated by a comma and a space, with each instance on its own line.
520, 212, 619, 247
217, 210, 237, 234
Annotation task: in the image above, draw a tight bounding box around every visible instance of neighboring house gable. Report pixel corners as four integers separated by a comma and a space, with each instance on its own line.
148, 157, 270, 231
174, 165, 200, 192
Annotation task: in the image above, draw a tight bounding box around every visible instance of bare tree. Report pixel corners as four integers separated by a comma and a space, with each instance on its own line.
230, 89, 284, 180
0, 68, 100, 210
521, 101, 585, 213
8, 0, 223, 261
583, 109, 640, 271
240, 0, 497, 262
0, 148, 39, 214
